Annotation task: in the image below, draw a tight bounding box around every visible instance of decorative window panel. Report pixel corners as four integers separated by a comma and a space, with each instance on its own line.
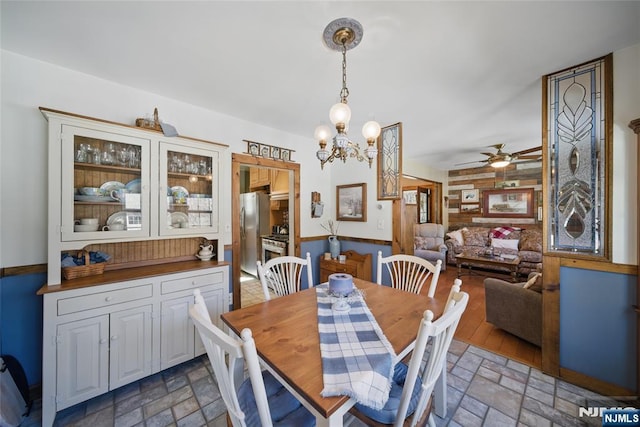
377, 122, 402, 200
543, 54, 612, 259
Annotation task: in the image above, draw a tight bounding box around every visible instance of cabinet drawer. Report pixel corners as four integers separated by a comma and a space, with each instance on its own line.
58, 284, 153, 316
161, 271, 225, 294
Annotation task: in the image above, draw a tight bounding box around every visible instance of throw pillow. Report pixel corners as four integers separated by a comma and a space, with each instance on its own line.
462, 228, 489, 247
520, 229, 542, 252
490, 238, 519, 251
445, 228, 465, 245
523, 272, 543, 293
489, 226, 521, 239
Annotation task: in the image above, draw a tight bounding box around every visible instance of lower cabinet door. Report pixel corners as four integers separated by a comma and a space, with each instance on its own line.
56, 315, 109, 410
194, 286, 226, 356
109, 305, 153, 389
160, 296, 194, 370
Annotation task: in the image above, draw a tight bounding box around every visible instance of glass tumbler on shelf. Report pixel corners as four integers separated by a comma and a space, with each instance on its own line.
127, 145, 139, 168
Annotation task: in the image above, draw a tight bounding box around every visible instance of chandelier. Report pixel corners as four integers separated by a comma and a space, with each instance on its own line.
315, 18, 381, 169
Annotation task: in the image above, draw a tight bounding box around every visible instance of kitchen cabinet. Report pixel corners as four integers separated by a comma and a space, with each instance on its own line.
249, 167, 270, 188
41, 107, 230, 427
319, 250, 372, 283
42, 107, 226, 284
40, 264, 228, 426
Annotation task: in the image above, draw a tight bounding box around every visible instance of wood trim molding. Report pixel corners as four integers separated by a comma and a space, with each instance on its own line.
559, 367, 636, 398
542, 256, 560, 376
1, 263, 47, 278
299, 235, 392, 246
39, 107, 229, 148
558, 257, 637, 275
231, 153, 300, 308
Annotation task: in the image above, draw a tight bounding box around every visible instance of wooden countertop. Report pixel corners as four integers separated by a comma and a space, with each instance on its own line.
37, 260, 230, 295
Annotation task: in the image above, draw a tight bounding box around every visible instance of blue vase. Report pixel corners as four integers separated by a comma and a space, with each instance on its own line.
328, 235, 340, 259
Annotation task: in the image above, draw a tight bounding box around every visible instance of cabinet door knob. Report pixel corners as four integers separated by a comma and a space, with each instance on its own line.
110, 335, 119, 341
105, 296, 113, 302
99, 338, 108, 344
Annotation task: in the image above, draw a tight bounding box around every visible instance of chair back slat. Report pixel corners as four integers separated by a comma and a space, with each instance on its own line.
377, 251, 442, 297
257, 252, 313, 300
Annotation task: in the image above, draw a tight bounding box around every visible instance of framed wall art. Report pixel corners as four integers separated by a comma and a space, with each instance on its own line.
403, 189, 417, 205
336, 183, 367, 221
461, 189, 479, 203
482, 188, 534, 218
377, 122, 402, 200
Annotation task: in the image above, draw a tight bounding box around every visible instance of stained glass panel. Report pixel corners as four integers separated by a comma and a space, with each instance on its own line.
377, 122, 402, 200
545, 55, 611, 258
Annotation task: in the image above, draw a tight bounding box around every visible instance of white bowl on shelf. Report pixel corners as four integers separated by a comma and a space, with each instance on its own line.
74, 224, 99, 232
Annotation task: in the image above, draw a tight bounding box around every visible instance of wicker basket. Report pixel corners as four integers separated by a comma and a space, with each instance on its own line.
62, 250, 106, 280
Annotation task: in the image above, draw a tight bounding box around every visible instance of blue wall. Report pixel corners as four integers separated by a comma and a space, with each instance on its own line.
300, 237, 391, 286
0, 273, 44, 386
560, 267, 637, 391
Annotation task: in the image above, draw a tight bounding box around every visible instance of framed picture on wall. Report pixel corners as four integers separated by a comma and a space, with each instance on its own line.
461, 189, 479, 203
403, 189, 417, 205
337, 183, 367, 221
482, 188, 534, 218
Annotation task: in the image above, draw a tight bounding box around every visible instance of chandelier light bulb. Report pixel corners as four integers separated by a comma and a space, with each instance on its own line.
329, 102, 351, 126
362, 121, 381, 140
314, 125, 332, 142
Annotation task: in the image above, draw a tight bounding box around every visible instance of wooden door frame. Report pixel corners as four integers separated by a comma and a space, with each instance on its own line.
392, 176, 443, 255
231, 153, 300, 308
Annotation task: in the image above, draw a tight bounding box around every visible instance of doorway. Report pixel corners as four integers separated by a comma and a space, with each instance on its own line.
231, 153, 300, 308
392, 175, 443, 255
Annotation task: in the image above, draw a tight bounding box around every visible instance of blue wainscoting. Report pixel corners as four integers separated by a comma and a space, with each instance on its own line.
300, 238, 391, 286
559, 267, 637, 391
0, 273, 45, 386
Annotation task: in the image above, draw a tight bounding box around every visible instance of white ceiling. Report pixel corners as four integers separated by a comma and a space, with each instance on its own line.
2, 1, 639, 170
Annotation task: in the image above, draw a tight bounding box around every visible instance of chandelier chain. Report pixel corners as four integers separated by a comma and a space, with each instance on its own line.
340, 41, 349, 103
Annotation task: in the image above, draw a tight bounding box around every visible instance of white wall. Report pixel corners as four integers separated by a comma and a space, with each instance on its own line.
2, 43, 638, 268
612, 43, 640, 265
0, 50, 331, 267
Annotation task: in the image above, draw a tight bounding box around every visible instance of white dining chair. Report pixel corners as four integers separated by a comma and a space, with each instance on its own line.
377, 251, 443, 297
189, 289, 315, 427
257, 252, 313, 300
349, 279, 469, 427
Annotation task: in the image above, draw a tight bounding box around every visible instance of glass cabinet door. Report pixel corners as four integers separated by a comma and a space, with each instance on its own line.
159, 143, 219, 236
61, 125, 150, 241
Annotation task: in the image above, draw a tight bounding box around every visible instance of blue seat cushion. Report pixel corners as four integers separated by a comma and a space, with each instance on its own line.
237, 370, 316, 427
353, 362, 423, 424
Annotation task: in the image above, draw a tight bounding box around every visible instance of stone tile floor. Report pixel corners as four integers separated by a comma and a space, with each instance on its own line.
22, 338, 624, 427
22, 279, 629, 426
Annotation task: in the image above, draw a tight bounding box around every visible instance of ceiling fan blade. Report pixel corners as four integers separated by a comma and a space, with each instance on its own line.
512, 146, 542, 156
455, 159, 487, 166
480, 152, 495, 157
515, 155, 542, 160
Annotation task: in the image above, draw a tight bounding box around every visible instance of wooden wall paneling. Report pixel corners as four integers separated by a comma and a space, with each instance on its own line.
541, 255, 560, 376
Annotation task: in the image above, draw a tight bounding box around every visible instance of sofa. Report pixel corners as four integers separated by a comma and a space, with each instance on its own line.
484, 272, 542, 346
444, 226, 542, 276
413, 223, 447, 271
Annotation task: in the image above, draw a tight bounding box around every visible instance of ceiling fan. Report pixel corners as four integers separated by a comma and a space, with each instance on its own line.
456, 144, 542, 168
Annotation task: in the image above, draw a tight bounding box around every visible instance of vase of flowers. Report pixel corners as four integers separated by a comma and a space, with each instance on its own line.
322, 220, 341, 259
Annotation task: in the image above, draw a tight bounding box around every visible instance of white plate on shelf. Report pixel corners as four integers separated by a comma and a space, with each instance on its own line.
168, 211, 189, 228
125, 178, 141, 193
74, 195, 116, 203
100, 181, 125, 194
107, 211, 127, 225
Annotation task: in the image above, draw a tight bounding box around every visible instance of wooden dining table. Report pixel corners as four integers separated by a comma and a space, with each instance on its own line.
221, 278, 447, 427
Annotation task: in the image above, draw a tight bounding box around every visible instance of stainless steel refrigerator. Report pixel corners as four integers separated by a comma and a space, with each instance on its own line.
240, 192, 271, 276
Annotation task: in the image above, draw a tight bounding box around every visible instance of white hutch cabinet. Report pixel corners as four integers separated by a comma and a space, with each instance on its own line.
39, 108, 230, 426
